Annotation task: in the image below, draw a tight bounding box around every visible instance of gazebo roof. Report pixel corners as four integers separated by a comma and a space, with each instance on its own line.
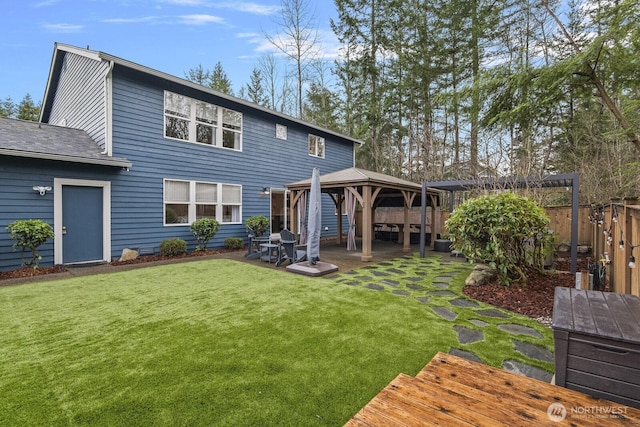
286, 167, 437, 193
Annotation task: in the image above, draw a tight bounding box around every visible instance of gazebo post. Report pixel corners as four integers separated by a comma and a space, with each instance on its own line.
430, 194, 438, 249
336, 192, 343, 245
361, 185, 373, 261
402, 190, 415, 253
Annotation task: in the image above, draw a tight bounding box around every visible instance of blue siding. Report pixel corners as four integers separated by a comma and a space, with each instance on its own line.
0, 55, 356, 271
105, 72, 354, 257
0, 158, 123, 271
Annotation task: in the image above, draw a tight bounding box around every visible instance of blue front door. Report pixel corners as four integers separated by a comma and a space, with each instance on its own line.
62, 185, 104, 264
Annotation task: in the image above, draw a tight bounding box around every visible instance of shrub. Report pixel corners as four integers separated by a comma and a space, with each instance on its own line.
6, 219, 55, 268
190, 218, 219, 251
224, 237, 244, 250
445, 192, 550, 286
159, 238, 187, 257
245, 215, 269, 237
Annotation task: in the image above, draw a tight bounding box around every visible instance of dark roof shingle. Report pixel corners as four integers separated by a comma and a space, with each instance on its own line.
0, 117, 131, 168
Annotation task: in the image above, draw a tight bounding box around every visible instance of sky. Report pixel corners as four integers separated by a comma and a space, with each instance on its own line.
1, 0, 339, 105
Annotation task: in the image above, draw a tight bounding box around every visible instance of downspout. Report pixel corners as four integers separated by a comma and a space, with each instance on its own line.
101, 60, 115, 155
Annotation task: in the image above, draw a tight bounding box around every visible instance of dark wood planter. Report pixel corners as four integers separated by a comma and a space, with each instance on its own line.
434, 239, 452, 252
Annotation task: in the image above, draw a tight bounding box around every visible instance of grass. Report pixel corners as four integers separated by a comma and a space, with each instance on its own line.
0, 255, 553, 426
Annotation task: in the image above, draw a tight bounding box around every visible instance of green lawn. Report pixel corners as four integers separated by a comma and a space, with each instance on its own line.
0, 255, 553, 426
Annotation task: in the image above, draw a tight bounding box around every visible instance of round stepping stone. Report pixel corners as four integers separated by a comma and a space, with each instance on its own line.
433, 276, 452, 282
432, 282, 449, 289
344, 281, 360, 286
406, 277, 423, 282
392, 290, 411, 296
497, 324, 543, 339
453, 325, 484, 344
416, 296, 430, 304
469, 319, 489, 327
476, 308, 509, 318
449, 348, 482, 363
428, 290, 456, 297
406, 284, 426, 291
503, 360, 553, 383
512, 340, 553, 363
432, 306, 458, 321
378, 262, 393, 266
386, 268, 405, 275
450, 298, 480, 308
381, 280, 399, 287
355, 275, 372, 281
365, 283, 385, 291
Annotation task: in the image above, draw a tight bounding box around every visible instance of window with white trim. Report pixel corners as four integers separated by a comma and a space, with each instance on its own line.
164, 179, 242, 225
164, 91, 242, 150
308, 134, 325, 158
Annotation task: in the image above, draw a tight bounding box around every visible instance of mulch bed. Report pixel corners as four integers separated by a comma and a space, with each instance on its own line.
0, 248, 244, 281
463, 254, 593, 319
0, 265, 69, 281
109, 248, 242, 266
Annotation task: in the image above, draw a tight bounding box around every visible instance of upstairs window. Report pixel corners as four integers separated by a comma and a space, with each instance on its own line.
164, 91, 242, 151
308, 134, 325, 158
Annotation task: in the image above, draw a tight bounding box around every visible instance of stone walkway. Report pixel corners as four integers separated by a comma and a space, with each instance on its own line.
326, 254, 554, 383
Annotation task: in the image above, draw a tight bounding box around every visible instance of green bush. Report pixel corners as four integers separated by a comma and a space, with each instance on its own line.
6, 219, 55, 268
190, 218, 219, 251
245, 215, 269, 237
224, 237, 244, 250
159, 238, 187, 257
445, 192, 550, 286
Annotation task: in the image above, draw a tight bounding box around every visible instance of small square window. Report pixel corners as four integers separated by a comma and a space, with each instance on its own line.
276, 124, 287, 140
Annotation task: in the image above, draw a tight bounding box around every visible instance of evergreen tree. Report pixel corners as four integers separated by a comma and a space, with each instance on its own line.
245, 68, 269, 107
209, 62, 234, 95
185, 64, 211, 86
0, 97, 16, 118
17, 94, 40, 121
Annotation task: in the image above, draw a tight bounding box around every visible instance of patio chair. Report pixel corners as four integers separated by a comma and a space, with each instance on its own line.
245, 227, 271, 260
276, 229, 307, 266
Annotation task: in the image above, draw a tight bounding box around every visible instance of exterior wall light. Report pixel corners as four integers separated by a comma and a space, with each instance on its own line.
33, 186, 52, 196
262, 187, 270, 195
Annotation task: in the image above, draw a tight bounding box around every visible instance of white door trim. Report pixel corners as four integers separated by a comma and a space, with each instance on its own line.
54, 178, 111, 265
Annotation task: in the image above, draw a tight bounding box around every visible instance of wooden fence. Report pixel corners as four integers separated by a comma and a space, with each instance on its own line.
591, 199, 640, 298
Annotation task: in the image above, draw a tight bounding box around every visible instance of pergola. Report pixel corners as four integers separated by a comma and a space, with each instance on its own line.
421, 172, 580, 273
286, 168, 441, 261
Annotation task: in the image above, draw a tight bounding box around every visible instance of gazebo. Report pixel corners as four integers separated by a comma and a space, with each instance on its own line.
285, 168, 441, 261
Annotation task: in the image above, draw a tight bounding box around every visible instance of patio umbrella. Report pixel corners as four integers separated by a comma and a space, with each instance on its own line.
298, 190, 308, 245
307, 167, 321, 265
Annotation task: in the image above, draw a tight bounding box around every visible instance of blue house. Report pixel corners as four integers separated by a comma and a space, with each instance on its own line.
0, 43, 361, 271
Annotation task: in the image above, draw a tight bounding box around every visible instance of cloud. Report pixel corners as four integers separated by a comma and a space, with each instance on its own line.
103, 16, 159, 24
222, 2, 279, 15
34, 0, 59, 6
43, 23, 84, 33
178, 14, 225, 25
162, 0, 278, 15
162, 0, 206, 5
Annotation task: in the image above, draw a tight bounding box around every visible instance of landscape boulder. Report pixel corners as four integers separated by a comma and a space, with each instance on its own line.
465, 264, 496, 286
119, 248, 139, 262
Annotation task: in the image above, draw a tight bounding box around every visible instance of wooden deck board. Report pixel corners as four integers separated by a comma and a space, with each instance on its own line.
344, 352, 640, 426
